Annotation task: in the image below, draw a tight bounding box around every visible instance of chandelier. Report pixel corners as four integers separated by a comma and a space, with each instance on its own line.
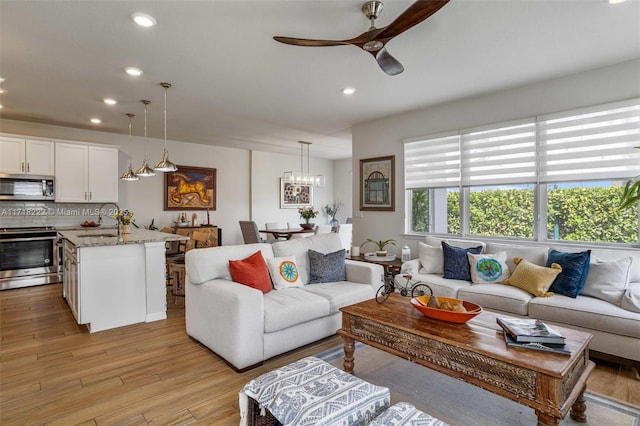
283, 141, 325, 187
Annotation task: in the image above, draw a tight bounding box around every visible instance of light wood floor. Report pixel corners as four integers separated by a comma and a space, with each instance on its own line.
1, 284, 638, 425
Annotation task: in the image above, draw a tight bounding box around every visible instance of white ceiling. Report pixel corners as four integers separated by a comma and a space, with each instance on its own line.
1, 0, 639, 160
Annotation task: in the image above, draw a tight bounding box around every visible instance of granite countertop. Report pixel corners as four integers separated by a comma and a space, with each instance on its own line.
59, 228, 188, 248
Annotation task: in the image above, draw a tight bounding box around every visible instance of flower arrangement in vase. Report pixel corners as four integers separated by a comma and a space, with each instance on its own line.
324, 200, 343, 227
298, 206, 319, 229
113, 209, 135, 233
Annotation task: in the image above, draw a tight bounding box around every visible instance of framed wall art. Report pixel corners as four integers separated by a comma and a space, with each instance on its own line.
164, 165, 216, 210
280, 179, 313, 208
360, 155, 395, 211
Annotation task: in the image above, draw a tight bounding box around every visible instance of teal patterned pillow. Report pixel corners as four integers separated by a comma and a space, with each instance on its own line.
442, 241, 483, 281
308, 249, 346, 284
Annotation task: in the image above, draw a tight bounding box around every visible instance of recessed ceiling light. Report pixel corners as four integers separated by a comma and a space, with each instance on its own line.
0, 104, 3, 109
124, 67, 143, 77
0, 77, 5, 84
608, 0, 627, 3
90, 118, 102, 124
131, 12, 157, 27
342, 87, 356, 95
0, 88, 7, 94
103, 98, 117, 105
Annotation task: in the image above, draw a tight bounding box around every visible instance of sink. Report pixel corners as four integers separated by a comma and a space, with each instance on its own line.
76, 233, 118, 238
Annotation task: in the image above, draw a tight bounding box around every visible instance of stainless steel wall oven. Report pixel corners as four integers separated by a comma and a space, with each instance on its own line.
0, 227, 60, 290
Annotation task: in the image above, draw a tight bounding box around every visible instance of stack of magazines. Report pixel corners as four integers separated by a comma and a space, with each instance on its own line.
497, 318, 571, 355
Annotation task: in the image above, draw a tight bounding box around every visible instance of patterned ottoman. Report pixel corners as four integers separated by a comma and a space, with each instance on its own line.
367, 402, 449, 426
239, 356, 390, 426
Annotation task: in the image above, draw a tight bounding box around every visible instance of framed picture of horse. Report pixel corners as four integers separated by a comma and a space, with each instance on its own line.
164, 165, 216, 211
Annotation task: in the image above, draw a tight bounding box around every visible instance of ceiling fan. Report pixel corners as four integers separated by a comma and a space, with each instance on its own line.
274, 0, 450, 76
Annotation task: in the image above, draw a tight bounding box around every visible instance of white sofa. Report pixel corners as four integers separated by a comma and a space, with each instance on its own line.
184, 233, 383, 371
400, 236, 640, 366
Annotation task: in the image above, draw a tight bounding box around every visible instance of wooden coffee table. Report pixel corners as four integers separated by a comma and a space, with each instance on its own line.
338, 293, 595, 426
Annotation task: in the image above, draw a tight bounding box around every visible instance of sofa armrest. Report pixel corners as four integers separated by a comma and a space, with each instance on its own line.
401, 258, 421, 275
185, 278, 265, 370
345, 260, 384, 291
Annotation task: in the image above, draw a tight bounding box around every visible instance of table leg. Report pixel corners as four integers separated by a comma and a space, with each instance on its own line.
535, 411, 559, 426
570, 385, 588, 423
343, 337, 355, 374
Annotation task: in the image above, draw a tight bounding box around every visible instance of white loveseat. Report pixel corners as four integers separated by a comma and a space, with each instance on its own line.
185, 233, 383, 371
400, 236, 640, 366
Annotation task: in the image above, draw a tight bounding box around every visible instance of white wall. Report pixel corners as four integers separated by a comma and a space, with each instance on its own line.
333, 158, 353, 224
351, 59, 640, 257
0, 119, 349, 245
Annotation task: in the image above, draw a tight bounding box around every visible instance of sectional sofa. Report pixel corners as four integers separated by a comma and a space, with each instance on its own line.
184, 233, 383, 371
399, 236, 640, 366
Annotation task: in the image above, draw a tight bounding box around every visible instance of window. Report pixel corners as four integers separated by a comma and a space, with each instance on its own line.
405, 98, 640, 244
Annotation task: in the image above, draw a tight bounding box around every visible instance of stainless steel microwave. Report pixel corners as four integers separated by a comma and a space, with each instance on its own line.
0, 174, 55, 201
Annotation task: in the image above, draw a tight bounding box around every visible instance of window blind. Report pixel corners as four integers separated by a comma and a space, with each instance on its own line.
461, 119, 537, 186
538, 98, 640, 182
404, 134, 460, 189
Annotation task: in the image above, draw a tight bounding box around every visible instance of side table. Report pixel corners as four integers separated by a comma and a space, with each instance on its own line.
349, 254, 403, 284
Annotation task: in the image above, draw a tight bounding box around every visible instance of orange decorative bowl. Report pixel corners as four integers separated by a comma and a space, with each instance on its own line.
410, 296, 483, 323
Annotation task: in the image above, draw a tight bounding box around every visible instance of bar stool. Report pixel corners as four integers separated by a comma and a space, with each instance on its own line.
169, 230, 212, 303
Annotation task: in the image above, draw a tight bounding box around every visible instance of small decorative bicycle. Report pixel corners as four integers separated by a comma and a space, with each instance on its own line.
375, 273, 433, 303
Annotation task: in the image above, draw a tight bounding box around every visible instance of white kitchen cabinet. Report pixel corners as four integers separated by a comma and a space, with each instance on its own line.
55, 143, 118, 203
0, 137, 54, 175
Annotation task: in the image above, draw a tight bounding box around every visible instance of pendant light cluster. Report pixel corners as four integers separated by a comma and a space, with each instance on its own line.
119, 82, 177, 182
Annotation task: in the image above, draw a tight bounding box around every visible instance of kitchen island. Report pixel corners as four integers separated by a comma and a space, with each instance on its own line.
58, 228, 187, 333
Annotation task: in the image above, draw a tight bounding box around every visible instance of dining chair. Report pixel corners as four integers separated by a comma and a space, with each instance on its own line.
265, 222, 288, 241
336, 223, 353, 252
239, 220, 266, 244
169, 230, 213, 303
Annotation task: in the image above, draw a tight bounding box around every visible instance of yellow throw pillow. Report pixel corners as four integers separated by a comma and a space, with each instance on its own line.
503, 257, 562, 297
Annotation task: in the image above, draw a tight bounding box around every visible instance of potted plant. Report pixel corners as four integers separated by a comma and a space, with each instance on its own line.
323, 200, 343, 227
619, 178, 640, 211
113, 209, 135, 234
298, 206, 319, 230
361, 238, 397, 257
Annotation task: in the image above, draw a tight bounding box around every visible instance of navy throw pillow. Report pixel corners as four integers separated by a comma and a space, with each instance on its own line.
546, 249, 591, 298
308, 249, 346, 284
442, 241, 483, 281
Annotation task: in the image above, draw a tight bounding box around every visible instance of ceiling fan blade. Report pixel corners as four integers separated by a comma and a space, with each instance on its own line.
273, 36, 350, 47
376, 0, 450, 41
375, 47, 404, 76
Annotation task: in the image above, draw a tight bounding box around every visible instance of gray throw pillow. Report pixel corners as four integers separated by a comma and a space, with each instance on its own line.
308, 249, 346, 284
580, 257, 632, 305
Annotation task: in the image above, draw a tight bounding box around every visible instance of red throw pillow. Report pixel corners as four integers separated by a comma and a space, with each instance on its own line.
228, 251, 272, 294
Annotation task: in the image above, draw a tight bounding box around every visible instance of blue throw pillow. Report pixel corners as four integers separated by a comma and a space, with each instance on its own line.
546, 249, 591, 298
308, 249, 346, 284
442, 242, 483, 281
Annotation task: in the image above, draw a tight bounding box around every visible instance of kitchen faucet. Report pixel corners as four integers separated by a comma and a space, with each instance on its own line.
97, 202, 122, 235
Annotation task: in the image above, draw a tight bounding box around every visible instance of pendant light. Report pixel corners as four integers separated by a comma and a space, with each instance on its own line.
120, 113, 140, 181
283, 141, 325, 186
135, 99, 156, 177
153, 82, 178, 172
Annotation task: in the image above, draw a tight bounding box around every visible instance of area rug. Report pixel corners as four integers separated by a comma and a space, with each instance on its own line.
316, 343, 640, 426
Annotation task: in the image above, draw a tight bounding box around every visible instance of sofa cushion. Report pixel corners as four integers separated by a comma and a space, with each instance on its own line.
458, 284, 532, 316
185, 243, 274, 285
228, 251, 272, 294
529, 294, 640, 339
503, 258, 561, 297
581, 256, 632, 305
272, 234, 343, 285
467, 251, 511, 284
622, 283, 640, 313
308, 249, 346, 284
266, 256, 303, 290
442, 241, 483, 281
302, 282, 374, 314
485, 243, 548, 273
263, 289, 330, 333
418, 242, 444, 275
546, 249, 591, 298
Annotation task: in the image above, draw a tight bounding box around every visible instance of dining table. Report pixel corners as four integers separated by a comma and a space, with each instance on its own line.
259, 227, 315, 240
